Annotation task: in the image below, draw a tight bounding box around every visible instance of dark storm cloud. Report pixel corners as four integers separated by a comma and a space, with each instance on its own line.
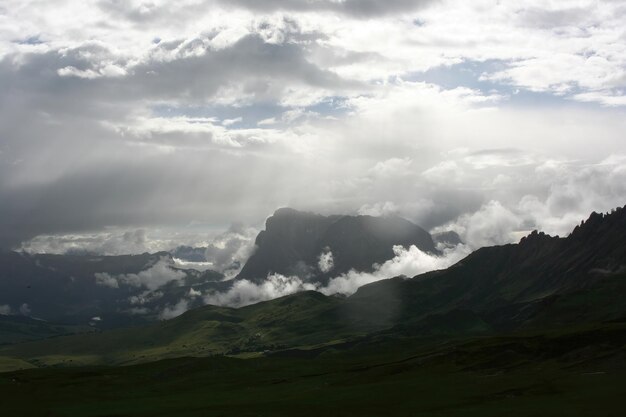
0, 33, 353, 110
0, 29, 361, 249
222, 0, 437, 17
516, 6, 592, 29
129, 35, 354, 101
97, 0, 437, 22
0, 146, 304, 249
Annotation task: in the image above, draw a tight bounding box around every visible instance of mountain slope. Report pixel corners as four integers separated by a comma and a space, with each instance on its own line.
349, 206, 626, 332
0, 292, 355, 366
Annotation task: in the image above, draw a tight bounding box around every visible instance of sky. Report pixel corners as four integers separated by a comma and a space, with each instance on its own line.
1, 0, 626, 259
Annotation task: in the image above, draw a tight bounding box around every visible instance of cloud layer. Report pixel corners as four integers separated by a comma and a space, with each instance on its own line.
200, 243, 470, 309
1, 0, 625, 254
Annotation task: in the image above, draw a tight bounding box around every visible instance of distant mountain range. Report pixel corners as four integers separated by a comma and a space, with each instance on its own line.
1, 206, 624, 368
0, 251, 225, 328
0, 209, 444, 330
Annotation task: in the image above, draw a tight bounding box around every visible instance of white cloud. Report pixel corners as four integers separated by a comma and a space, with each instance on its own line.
159, 298, 191, 320
422, 161, 463, 184
204, 223, 259, 278
155, 286, 202, 320
173, 259, 215, 271
19, 303, 31, 316
320, 243, 471, 296
21, 225, 258, 276
437, 201, 521, 250
431, 154, 626, 247
357, 201, 399, 217
21, 229, 158, 255
369, 157, 413, 179
519, 155, 626, 236
203, 242, 470, 306
204, 273, 317, 308
222, 117, 243, 126
0, 305, 12, 315
119, 259, 186, 290
129, 291, 163, 306
573, 92, 626, 107
317, 249, 334, 273
94, 257, 186, 291
95, 272, 120, 288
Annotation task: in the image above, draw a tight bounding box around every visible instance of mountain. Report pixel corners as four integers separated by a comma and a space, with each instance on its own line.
237, 208, 438, 282
0, 210, 438, 328
0, 251, 226, 328
3, 206, 625, 369
350, 206, 626, 333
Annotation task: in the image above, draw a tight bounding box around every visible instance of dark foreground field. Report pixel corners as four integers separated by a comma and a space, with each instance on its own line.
2, 324, 625, 417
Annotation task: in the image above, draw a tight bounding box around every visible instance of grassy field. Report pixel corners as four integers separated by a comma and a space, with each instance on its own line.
1, 324, 624, 417
0, 292, 370, 368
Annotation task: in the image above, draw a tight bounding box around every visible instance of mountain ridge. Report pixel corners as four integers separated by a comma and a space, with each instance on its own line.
2, 206, 624, 368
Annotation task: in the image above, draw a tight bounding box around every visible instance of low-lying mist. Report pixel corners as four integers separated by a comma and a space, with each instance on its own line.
199, 243, 471, 310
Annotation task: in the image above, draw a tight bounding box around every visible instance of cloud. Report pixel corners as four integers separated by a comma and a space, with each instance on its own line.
19, 303, 31, 316
430, 154, 626, 248
437, 201, 521, 250
188, 287, 202, 297
222, 117, 243, 126
204, 223, 258, 277
20, 229, 155, 255
155, 287, 202, 320
317, 248, 334, 273
204, 273, 317, 308
159, 298, 192, 320
369, 157, 413, 179
573, 92, 626, 107
203, 243, 470, 306
0, 303, 32, 316
129, 291, 164, 306
95, 272, 120, 289
320, 243, 471, 296
20, 229, 153, 256
20, 225, 259, 275
218, 0, 437, 18
172, 259, 215, 272
357, 202, 399, 217
1, 0, 625, 253
94, 257, 186, 291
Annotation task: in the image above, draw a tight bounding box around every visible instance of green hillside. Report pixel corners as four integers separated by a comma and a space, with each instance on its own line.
0, 292, 357, 367
1, 323, 625, 417
0, 315, 95, 345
